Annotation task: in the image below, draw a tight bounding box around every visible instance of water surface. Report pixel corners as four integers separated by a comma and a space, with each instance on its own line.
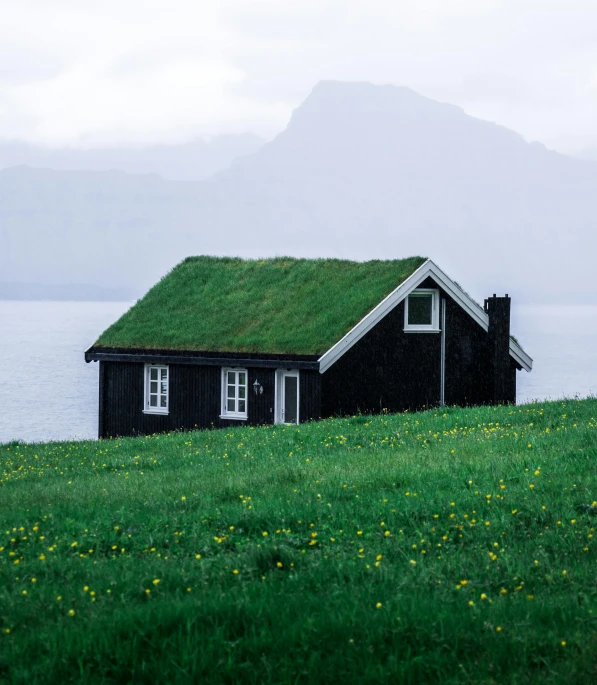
0, 302, 595, 444
513, 305, 597, 403
0, 301, 131, 443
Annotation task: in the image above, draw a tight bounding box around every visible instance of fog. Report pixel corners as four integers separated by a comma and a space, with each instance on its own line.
1, 1, 596, 306
1, 1, 597, 155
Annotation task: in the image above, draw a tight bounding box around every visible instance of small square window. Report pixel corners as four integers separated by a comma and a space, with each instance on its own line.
404, 289, 440, 332
408, 293, 433, 325
144, 364, 169, 414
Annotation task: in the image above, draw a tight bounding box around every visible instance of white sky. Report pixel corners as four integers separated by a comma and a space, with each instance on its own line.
1, 0, 596, 153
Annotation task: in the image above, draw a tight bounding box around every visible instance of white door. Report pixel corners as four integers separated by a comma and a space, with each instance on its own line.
276, 370, 299, 424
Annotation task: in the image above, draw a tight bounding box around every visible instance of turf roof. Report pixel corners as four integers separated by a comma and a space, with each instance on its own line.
95, 256, 428, 355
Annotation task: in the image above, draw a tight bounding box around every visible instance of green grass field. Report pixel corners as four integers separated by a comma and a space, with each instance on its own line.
1, 399, 597, 683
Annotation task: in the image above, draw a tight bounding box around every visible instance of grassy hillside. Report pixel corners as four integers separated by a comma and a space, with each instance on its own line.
1, 399, 597, 683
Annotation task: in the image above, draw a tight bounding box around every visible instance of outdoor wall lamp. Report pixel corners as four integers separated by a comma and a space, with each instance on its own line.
253, 379, 263, 395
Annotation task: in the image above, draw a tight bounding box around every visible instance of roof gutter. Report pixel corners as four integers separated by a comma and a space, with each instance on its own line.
85, 349, 320, 371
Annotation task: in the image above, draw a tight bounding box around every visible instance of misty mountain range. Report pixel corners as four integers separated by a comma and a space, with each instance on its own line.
1, 80, 596, 304
0, 133, 264, 182
575, 147, 597, 162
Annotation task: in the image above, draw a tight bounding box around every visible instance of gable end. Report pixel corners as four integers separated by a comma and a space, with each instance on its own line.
318, 260, 532, 373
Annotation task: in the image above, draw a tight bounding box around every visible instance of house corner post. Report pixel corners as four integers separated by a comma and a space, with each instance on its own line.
484, 294, 511, 405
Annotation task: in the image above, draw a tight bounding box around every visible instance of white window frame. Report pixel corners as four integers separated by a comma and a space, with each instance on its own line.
274, 369, 300, 424
143, 364, 169, 414
220, 367, 248, 420
404, 288, 440, 332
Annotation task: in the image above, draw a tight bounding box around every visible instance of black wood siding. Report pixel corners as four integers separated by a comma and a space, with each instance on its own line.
300, 370, 322, 423
99, 362, 321, 438
443, 295, 516, 406
443, 297, 491, 406
321, 278, 517, 418
321, 299, 441, 417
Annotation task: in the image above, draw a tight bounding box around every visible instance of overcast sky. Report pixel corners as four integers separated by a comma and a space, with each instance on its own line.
1, 0, 596, 154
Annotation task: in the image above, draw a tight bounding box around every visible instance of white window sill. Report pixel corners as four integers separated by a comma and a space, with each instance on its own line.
403, 328, 440, 333
219, 414, 248, 421
143, 409, 169, 415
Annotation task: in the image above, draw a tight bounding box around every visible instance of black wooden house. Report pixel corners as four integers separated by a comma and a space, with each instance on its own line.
85, 256, 532, 438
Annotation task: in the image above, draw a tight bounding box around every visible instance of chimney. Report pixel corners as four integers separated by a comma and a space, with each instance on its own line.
483, 294, 512, 404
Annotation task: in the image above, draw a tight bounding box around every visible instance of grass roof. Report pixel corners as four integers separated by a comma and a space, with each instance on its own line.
94, 256, 427, 355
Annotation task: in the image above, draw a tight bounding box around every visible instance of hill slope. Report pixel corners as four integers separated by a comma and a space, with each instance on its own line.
1, 81, 596, 301
1, 399, 597, 682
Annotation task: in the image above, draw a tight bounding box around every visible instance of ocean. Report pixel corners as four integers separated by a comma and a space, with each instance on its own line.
0, 301, 595, 444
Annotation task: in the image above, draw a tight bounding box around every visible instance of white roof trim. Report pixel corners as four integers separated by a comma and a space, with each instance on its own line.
508, 337, 533, 372
318, 259, 533, 374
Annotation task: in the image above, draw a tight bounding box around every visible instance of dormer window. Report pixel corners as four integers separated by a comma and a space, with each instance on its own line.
404, 289, 440, 332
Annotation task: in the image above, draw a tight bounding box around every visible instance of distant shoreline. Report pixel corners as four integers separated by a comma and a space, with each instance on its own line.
0, 282, 138, 302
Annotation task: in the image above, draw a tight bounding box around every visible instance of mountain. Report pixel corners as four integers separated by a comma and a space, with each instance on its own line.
1, 80, 596, 303
208, 81, 597, 299
0, 133, 264, 181
574, 147, 597, 162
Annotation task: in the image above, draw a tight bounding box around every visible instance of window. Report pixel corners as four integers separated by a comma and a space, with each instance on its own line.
404, 289, 440, 332
221, 368, 248, 419
144, 364, 169, 414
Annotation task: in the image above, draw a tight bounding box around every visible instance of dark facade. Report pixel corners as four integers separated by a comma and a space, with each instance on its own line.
321, 285, 517, 418
97, 360, 321, 439
88, 283, 521, 439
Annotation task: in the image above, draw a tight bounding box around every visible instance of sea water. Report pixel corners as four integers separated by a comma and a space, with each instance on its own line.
0, 302, 595, 443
